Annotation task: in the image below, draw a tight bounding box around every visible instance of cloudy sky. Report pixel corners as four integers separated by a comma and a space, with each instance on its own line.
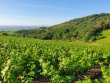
0, 0, 110, 26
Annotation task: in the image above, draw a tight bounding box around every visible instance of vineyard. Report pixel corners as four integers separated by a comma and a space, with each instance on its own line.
0, 36, 110, 83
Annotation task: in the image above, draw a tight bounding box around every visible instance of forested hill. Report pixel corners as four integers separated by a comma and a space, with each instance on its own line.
4, 13, 110, 41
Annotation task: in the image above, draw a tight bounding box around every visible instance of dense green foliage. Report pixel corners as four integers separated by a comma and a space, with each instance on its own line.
15, 27, 47, 38
0, 31, 15, 36
0, 36, 110, 83
14, 13, 110, 41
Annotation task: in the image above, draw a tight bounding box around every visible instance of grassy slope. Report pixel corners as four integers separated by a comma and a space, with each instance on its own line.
66, 29, 110, 48
93, 29, 110, 46
1, 29, 110, 47
101, 29, 110, 37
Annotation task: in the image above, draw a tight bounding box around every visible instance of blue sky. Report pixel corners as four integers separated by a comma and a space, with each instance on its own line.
0, 0, 110, 26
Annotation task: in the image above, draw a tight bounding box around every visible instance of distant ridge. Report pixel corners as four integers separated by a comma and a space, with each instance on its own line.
0, 26, 41, 31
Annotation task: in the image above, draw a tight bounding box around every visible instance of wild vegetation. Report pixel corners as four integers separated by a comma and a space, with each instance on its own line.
11, 13, 110, 41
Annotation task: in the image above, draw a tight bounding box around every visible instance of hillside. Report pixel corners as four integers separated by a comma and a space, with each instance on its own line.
94, 29, 110, 46
2, 13, 110, 41
45, 13, 110, 41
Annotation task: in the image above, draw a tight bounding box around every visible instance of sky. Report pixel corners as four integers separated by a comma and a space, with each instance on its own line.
0, 0, 110, 26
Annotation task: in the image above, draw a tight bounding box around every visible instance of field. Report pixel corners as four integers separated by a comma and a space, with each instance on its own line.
0, 36, 110, 83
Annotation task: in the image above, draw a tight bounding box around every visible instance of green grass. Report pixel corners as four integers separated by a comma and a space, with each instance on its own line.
101, 29, 110, 37
94, 37, 110, 46
93, 29, 110, 46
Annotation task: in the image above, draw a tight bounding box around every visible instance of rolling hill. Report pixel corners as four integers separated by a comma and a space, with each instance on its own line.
2, 13, 110, 41
45, 13, 110, 41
